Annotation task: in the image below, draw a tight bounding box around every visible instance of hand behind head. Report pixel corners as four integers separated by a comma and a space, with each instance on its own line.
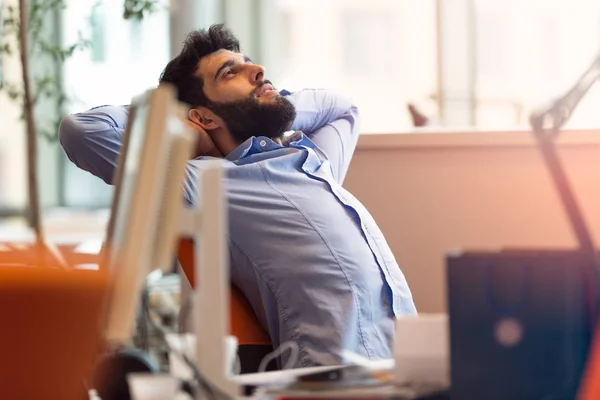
182, 118, 224, 158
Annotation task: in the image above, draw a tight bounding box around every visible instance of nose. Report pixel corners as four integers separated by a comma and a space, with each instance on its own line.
248, 64, 265, 84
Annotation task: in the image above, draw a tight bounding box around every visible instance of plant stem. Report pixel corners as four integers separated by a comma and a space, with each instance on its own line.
18, 0, 44, 244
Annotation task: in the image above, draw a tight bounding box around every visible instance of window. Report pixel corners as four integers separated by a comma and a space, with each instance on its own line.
472, 0, 600, 128
3, 0, 596, 215
258, 0, 438, 133
250, 0, 600, 131
341, 10, 392, 76
0, 1, 28, 214
90, 2, 107, 63
61, 0, 171, 207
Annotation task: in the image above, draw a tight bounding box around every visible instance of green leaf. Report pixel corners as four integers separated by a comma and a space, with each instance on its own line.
1, 0, 157, 141
0, 43, 12, 55
123, 0, 160, 20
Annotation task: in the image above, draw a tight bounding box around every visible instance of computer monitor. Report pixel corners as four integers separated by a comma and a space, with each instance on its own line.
103, 84, 196, 345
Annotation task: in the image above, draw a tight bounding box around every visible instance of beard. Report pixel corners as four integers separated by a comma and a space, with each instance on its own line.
206, 90, 296, 144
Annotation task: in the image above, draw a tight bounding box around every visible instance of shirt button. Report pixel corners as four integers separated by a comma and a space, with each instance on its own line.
259, 140, 267, 147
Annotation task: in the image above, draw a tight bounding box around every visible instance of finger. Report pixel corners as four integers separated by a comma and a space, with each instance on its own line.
183, 119, 206, 134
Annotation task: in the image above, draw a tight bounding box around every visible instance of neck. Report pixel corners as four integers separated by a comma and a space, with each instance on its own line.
210, 127, 240, 157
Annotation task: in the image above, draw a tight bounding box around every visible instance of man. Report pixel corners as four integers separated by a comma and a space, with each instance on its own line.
60, 24, 416, 368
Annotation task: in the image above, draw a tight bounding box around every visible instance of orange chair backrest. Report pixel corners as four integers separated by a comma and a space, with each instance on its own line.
0, 243, 108, 400
176, 238, 271, 345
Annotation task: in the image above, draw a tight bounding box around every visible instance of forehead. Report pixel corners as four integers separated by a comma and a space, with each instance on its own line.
196, 49, 244, 79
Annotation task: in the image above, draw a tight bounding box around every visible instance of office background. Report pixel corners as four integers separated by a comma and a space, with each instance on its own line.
0, 0, 599, 220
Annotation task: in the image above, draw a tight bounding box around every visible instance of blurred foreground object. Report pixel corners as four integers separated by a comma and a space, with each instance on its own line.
579, 326, 600, 399
0, 5, 105, 398
569, 53, 600, 400
530, 50, 600, 328
447, 51, 600, 400
447, 250, 591, 400
0, 242, 109, 400
93, 84, 197, 400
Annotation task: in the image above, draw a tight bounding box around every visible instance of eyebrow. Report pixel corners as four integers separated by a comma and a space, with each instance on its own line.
213, 56, 253, 81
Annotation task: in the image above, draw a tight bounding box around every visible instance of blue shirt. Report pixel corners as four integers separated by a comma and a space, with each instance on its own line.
59, 89, 416, 367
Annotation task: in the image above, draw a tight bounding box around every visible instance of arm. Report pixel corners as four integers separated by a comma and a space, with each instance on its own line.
285, 89, 361, 184
59, 105, 129, 185
286, 89, 355, 134
60, 105, 220, 203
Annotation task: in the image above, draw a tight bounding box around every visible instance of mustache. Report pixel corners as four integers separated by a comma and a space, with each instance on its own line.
250, 80, 275, 97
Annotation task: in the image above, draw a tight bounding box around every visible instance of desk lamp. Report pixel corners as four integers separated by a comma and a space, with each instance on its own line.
447, 51, 600, 400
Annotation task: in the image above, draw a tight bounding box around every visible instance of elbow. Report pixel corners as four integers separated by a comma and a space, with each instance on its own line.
348, 104, 361, 137
338, 93, 360, 132
58, 115, 84, 159
57, 111, 121, 186
349, 104, 360, 119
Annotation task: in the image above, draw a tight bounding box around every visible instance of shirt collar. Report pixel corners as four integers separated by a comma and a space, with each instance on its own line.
225, 132, 314, 162
225, 138, 255, 162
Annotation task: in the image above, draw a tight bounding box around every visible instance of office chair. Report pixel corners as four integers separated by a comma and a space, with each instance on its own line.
176, 238, 275, 373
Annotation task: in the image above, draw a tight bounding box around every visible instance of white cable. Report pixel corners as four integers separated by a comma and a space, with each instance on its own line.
257, 341, 299, 373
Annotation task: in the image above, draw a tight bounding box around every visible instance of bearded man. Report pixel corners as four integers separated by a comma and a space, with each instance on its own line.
59, 24, 416, 369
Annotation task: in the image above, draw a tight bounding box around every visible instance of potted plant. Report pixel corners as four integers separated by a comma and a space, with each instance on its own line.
0, 1, 160, 398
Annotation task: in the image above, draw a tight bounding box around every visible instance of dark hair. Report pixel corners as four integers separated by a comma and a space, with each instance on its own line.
159, 24, 240, 107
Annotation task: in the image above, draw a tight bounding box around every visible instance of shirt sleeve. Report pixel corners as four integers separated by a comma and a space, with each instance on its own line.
59, 105, 130, 185
286, 89, 361, 184
59, 104, 209, 204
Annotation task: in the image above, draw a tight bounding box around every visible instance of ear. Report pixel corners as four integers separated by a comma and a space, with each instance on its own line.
189, 107, 222, 131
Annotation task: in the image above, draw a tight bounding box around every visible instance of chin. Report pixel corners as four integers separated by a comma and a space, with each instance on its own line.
258, 97, 277, 106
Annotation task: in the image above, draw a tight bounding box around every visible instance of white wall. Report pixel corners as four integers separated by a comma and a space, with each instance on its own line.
344, 129, 600, 312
